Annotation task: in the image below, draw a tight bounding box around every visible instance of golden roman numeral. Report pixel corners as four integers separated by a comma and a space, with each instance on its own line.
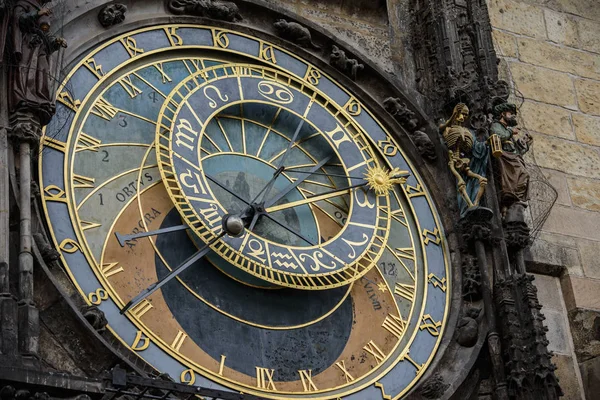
76, 132, 101, 152
73, 174, 95, 189
131, 330, 150, 351
423, 228, 441, 245
121, 36, 144, 57
85, 57, 105, 79
335, 360, 355, 383
382, 314, 406, 339
403, 183, 425, 198
57, 91, 81, 111
43, 136, 67, 152
255, 367, 276, 390
391, 208, 408, 227
298, 370, 318, 392
92, 97, 119, 120
154, 63, 172, 83
44, 185, 67, 203
81, 220, 101, 231
170, 330, 188, 352
401, 351, 424, 373
363, 340, 386, 365
129, 299, 153, 319
259, 42, 277, 63
218, 355, 226, 376
101, 262, 124, 278
119, 75, 143, 98
394, 282, 415, 302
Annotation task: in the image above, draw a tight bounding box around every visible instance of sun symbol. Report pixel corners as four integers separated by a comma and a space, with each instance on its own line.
365, 166, 411, 195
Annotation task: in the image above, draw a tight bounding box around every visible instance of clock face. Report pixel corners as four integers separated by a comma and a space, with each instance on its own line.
40, 25, 450, 400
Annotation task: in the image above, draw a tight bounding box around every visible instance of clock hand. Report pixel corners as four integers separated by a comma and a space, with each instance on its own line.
120, 230, 227, 314
263, 155, 332, 208
266, 181, 369, 213
115, 225, 189, 247
284, 168, 364, 180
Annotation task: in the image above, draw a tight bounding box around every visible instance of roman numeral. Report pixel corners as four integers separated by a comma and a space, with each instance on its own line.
382, 314, 406, 339
81, 220, 101, 231
85, 57, 105, 79
363, 340, 386, 365
92, 97, 119, 120
298, 370, 318, 392
129, 299, 153, 319
403, 183, 425, 198
423, 228, 441, 245
119, 75, 143, 98
394, 282, 415, 302
391, 208, 408, 227
170, 330, 188, 352
335, 360, 355, 383
101, 262, 124, 278
154, 63, 172, 83
57, 91, 81, 111
43, 136, 67, 152
255, 367, 276, 390
395, 247, 415, 260
428, 273, 447, 292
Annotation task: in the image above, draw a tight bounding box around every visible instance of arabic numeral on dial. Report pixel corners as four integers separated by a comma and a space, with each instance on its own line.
99, 193, 104, 206
380, 262, 397, 276
102, 150, 109, 162
118, 115, 127, 127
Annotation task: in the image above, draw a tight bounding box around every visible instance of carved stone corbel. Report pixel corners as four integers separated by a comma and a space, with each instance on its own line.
98, 4, 127, 28
329, 45, 363, 81
167, 0, 242, 22
80, 305, 108, 333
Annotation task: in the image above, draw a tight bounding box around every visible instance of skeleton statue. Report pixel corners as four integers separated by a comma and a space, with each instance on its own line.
440, 103, 489, 213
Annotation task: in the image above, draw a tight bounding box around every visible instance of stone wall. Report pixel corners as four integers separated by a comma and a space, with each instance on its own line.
488, 0, 600, 398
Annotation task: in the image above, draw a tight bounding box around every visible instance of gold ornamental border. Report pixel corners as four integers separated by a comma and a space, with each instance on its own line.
37, 24, 451, 400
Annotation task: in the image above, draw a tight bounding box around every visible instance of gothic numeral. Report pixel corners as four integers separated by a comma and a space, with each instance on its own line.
213, 30, 230, 48
59, 238, 81, 254
119, 75, 143, 98
256, 367, 276, 390
164, 27, 183, 46
304, 66, 321, 85
44, 185, 67, 203
85, 57, 105, 79
343, 97, 362, 116
76, 133, 101, 152
375, 382, 392, 400
378, 139, 398, 157
298, 370, 318, 392
57, 91, 81, 111
87, 288, 108, 305
101, 262, 124, 278
394, 282, 415, 302
428, 273, 447, 291
170, 330, 188, 352
121, 36, 144, 57
131, 330, 150, 351
92, 97, 119, 120
73, 174, 95, 189
335, 360, 355, 383
423, 228, 441, 245
403, 183, 425, 198
420, 314, 442, 336
382, 314, 406, 339
259, 42, 277, 63
363, 340, 386, 365
128, 299, 154, 319
180, 369, 195, 385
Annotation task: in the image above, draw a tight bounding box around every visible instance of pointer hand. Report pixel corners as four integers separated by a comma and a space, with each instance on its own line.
266, 181, 369, 213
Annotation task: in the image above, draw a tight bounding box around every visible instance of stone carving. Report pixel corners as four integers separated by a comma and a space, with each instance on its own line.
98, 3, 127, 28
81, 305, 108, 333
330, 45, 363, 81
456, 307, 481, 347
8, 1, 67, 126
462, 255, 481, 300
440, 103, 489, 215
0, 387, 49, 400
167, 0, 242, 22
383, 98, 436, 161
490, 103, 533, 213
33, 233, 60, 263
9, 111, 41, 144
273, 19, 320, 49
420, 373, 450, 399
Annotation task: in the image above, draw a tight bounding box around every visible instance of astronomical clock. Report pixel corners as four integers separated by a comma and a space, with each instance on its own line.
39, 23, 450, 399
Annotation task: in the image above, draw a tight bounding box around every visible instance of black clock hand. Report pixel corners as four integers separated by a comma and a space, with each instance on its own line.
120, 230, 227, 314
284, 168, 365, 180
263, 155, 332, 208
115, 225, 189, 247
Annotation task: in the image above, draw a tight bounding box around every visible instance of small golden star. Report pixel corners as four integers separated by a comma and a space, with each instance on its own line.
378, 282, 388, 292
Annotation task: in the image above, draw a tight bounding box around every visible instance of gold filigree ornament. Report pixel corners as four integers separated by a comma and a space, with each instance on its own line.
365, 166, 411, 195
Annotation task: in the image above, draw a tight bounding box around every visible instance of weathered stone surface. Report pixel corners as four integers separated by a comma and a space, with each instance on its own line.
531, 133, 600, 179
566, 307, 600, 361
542, 169, 572, 206
545, 309, 570, 355
578, 18, 600, 54
562, 275, 600, 311
575, 78, 600, 116
544, 205, 600, 241
579, 238, 600, 279
520, 101, 574, 139
552, 354, 585, 400
518, 37, 600, 81
573, 113, 600, 146
39, 324, 86, 375
568, 176, 600, 212
489, 0, 547, 39
533, 274, 564, 311
510, 0, 600, 21
526, 231, 583, 276
492, 29, 518, 58
580, 356, 600, 399
544, 9, 579, 47
510, 63, 576, 107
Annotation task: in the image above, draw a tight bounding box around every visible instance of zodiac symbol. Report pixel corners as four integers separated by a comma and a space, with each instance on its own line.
203, 85, 229, 108
257, 81, 294, 104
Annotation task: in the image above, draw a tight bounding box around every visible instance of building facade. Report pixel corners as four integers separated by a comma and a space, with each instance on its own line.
0, 0, 597, 399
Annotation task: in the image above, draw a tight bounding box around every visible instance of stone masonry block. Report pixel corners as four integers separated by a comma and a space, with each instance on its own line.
531, 133, 600, 179
544, 205, 600, 240
518, 37, 600, 81
566, 307, 600, 361
489, 0, 546, 39
573, 113, 600, 146
532, 274, 564, 312
561, 275, 600, 311
577, 18, 600, 54
492, 29, 518, 58
580, 356, 600, 399
552, 354, 585, 400
542, 169, 572, 206
510, 62, 576, 107
567, 176, 600, 212
575, 78, 600, 116
578, 238, 600, 279
526, 231, 582, 276
520, 101, 574, 139
545, 309, 570, 355
544, 9, 579, 48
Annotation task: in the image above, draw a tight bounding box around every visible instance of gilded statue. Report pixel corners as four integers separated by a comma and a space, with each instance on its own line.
440, 103, 489, 214
490, 103, 532, 212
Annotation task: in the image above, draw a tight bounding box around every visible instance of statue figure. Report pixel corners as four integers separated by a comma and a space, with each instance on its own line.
439, 103, 489, 214
330, 45, 363, 81
273, 19, 320, 50
490, 103, 532, 212
9, 1, 67, 125
0, 0, 10, 63
168, 0, 242, 22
